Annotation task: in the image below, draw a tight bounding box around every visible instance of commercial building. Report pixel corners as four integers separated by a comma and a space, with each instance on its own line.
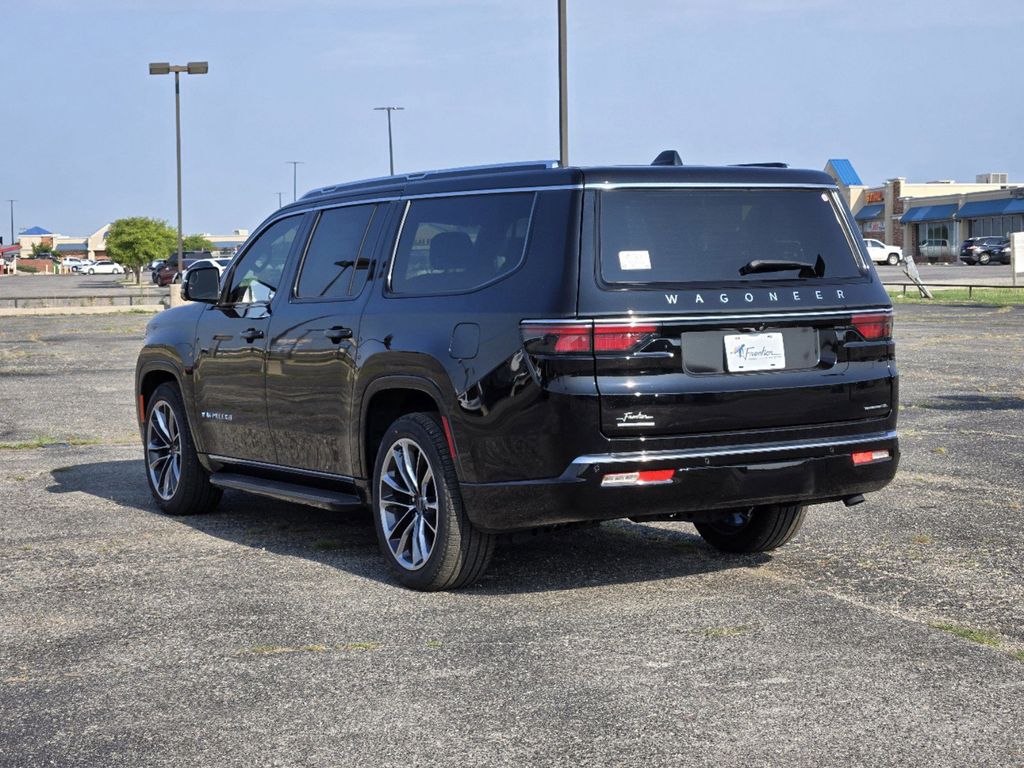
900, 187, 1024, 261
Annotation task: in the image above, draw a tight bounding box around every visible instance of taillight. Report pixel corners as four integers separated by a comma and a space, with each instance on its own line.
851, 313, 892, 341
593, 324, 658, 352
521, 323, 593, 354
521, 321, 658, 355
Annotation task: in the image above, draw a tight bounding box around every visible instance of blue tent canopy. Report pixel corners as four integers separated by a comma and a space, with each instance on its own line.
957, 198, 1024, 218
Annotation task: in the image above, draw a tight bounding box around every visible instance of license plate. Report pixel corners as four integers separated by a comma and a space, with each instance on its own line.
724, 332, 786, 372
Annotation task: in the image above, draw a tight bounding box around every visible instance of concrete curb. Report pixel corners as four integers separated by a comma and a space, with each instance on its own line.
0, 304, 163, 317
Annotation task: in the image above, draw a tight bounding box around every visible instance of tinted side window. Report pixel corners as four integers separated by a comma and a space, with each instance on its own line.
295, 205, 376, 299
390, 193, 534, 295
225, 216, 302, 304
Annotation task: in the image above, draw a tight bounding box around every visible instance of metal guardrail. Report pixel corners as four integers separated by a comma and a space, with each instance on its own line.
884, 283, 1024, 297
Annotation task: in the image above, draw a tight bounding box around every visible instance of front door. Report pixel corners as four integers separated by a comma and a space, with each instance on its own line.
192, 214, 306, 464
266, 202, 389, 475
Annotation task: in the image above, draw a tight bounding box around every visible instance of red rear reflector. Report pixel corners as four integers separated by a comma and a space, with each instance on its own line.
593, 324, 658, 352
601, 468, 675, 487
852, 449, 890, 466
851, 314, 892, 340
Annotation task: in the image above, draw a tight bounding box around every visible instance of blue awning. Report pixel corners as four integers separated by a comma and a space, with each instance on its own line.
901, 204, 959, 224
854, 203, 884, 221
957, 198, 1024, 218
56, 241, 88, 251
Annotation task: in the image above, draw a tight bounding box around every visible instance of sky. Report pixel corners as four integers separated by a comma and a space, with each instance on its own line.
2, 0, 1022, 238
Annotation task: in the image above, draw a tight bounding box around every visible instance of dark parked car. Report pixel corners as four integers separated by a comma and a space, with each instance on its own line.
156, 258, 199, 286
136, 158, 899, 590
959, 236, 1010, 265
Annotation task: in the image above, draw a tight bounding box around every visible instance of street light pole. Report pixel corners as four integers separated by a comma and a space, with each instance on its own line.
275, 192, 283, 209
558, 0, 568, 168
6, 200, 14, 250
149, 61, 208, 300
286, 161, 304, 202
373, 106, 404, 176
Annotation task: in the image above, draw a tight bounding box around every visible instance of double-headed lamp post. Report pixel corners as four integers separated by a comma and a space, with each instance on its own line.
373, 106, 404, 176
148, 61, 208, 298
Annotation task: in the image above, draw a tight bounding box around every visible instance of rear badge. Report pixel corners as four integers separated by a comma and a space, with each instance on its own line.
616, 411, 655, 428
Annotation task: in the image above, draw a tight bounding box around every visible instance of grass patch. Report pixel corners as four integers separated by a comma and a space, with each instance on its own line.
0, 436, 101, 450
930, 622, 1000, 647
425, 641, 443, 649
704, 625, 750, 638
911, 534, 933, 545
243, 641, 379, 656
889, 287, 1024, 306
339, 642, 380, 651
1011, 650, 1024, 662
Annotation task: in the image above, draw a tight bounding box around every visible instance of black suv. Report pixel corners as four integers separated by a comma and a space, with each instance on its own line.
959, 236, 1010, 265
136, 159, 899, 590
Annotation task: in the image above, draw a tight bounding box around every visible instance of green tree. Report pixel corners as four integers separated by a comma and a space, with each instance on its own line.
30, 242, 56, 259
182, 233, 215, 252
105, 217, 177, 284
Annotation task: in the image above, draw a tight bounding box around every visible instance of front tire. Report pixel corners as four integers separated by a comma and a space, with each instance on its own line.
886, 253, 900, 265
87, 268, 95, 274
372, 413, 494, 590
144, 382, 222, 516
978, 252, 991, 265
695, 504, 806, 553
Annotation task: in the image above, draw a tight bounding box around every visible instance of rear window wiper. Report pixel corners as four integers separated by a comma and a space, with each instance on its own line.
738, 255, 825, 279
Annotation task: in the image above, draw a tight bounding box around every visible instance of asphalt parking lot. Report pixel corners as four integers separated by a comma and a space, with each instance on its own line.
1, 306, 1022, 767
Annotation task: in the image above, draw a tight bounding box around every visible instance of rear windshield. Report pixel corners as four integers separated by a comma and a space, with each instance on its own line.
598, 188, 865, 285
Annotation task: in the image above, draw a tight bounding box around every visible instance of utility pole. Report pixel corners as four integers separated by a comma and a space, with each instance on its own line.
373, 106, 405, 175
286, 161, 304, 202
558, 0, 568, 168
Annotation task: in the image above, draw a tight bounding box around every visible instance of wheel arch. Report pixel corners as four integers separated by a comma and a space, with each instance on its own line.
359, 376, 452, 483
137, 362, 207, 455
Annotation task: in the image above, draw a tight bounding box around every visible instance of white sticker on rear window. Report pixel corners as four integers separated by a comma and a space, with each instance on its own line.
618, 250, 651, 270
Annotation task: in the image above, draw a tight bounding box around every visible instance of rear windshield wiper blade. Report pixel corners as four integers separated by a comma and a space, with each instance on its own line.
738, 255, 825, 278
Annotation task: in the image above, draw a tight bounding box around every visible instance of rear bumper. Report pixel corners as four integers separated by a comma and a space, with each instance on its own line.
460, 430, 899, 532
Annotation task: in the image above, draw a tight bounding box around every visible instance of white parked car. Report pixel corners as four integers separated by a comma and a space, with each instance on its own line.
863, 238, 903, 266
60, 257, 90, 273
83, 260, 125, 275
182, 257, 232, 281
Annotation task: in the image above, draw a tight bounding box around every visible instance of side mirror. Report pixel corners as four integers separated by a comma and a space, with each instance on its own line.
181, 265, 221, 304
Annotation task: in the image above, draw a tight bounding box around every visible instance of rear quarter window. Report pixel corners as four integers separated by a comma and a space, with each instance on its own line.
598, 188, 865, 285
389, 192, 535, 295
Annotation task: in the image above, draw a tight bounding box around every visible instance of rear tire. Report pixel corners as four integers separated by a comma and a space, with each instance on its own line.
144, 382, 222, 516
695, 504, 806, 553
372, 413, 494, 590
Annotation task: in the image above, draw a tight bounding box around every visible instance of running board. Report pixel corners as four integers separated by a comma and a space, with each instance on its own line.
209, 472, 363, 511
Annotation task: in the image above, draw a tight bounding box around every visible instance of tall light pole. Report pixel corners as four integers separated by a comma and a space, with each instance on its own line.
275, 192, 283, 209
373, 106, 404, 176
557, 0, 568, 168
286, 161, 304, 202
6, 200, 14, 251
149, 61, 208, 300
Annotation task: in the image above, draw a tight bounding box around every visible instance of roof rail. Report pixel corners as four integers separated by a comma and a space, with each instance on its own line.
300, 160, 560, 201
731, 162, 789, 168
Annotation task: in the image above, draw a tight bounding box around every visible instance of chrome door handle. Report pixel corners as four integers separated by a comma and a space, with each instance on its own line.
324, 326, 353, 343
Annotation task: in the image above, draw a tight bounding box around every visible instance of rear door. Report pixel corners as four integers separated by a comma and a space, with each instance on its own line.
579, 184, 895, 440
265, 202, 391, 475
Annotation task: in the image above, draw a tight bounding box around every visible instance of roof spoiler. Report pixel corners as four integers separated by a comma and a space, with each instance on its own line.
651, 150, 683, 166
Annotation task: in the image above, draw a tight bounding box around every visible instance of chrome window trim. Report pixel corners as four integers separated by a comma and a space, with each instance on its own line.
385, 200, 412, 292
586, 182, 839, 190
206, 454, 355, 483
564, 430, 899, 476
521, 307, 892, 327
